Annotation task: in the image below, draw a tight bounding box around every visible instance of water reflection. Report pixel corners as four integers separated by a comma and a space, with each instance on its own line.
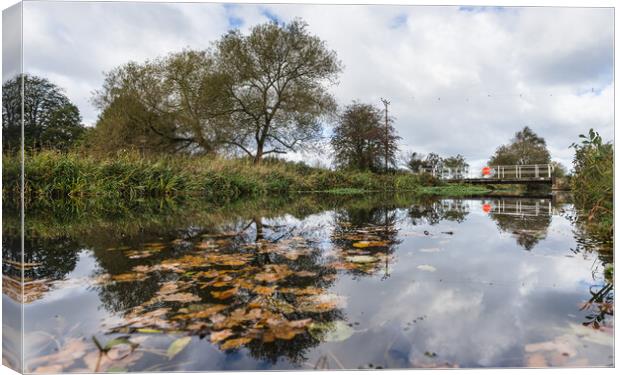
2, 194, 613, 371
485, 198, 554, 251
408, 198, 469, 225
331, 204, 400, 279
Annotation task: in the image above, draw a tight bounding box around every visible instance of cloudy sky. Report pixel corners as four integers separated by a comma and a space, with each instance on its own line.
15, 1, 614, 170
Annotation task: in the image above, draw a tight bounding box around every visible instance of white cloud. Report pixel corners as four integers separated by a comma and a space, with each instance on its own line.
20, 2, 613, 170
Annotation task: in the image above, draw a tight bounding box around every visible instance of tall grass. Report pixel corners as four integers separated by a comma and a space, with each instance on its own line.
3, 150, 443, 204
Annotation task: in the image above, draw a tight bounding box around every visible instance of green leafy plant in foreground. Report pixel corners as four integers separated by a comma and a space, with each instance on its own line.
570, 129, 613, 241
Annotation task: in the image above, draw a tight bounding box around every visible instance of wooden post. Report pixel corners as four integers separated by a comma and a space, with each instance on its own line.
380, 98, 390, 173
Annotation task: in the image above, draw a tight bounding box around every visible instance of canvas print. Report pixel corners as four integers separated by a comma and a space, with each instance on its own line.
1, 0, 614, 372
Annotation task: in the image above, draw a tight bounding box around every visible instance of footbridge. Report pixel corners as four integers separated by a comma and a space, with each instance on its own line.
421, 164, 554, 185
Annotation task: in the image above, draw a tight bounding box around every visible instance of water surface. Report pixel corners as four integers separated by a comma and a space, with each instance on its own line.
2, 194, 614, 371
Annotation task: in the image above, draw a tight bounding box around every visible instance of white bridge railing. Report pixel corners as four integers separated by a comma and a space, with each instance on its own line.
484, 199, 555, 217
418, 164, 554, 181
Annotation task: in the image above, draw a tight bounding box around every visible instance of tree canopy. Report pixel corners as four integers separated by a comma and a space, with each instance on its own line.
90, 50, 231, 155
2, 74, 84, 152
488, 126, 551, 166
331, 102, 400, 172
215, 19, 342, 163
90, 19, 342, 163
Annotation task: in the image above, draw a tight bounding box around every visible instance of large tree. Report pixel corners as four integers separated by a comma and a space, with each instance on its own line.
2, 74, 84, 152
488, 126, 551, 166
331, 102, 400, 171
91, 50, 231, 155
215, 19, 342, 163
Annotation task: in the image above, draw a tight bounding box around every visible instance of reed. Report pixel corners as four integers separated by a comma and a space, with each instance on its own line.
3, 150, 484, 204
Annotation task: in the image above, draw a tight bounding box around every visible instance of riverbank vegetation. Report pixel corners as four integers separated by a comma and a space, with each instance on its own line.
570, 129, 613, 251
4, 150, 452, 204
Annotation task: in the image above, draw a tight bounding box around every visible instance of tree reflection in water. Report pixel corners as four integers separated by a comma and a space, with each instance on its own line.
4, 194, 613, 371
330, 199, 401, 279
486, 198, 554, 251
408, 198, 469, 226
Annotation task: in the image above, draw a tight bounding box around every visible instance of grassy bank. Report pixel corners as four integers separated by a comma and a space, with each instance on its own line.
2, 151, 502, 204
0, 151, 446, 203
417, 184, 493, 196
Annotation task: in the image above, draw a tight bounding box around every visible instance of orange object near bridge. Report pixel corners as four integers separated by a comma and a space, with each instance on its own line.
482, 203, 492, 213
482, 167, 491, 176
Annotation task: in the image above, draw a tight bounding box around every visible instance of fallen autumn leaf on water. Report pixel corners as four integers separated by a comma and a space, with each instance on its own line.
167, 337, 192, 359
352, 241, 389, 248
417, 265, 437, 272
220, 337, 252, 350
210, 330, 234, 343
211, 287, 239, 300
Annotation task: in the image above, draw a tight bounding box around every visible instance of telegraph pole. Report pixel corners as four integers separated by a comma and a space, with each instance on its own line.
380, 98, 390, 173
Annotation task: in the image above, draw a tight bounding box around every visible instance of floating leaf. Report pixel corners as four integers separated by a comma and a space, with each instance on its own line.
254, 285, 276, 295
295, 271, 317, 277
308, 321, 354, 342
220, 337, 252, 350
167, 336, 191, 359
136, 328, 163, 334
197, 270, 220, 279
419, 248, 441, 253
160, 293, 201, 303
255, 264, 292, 283
417, 265, 437, 272
263, 318, 311, 342
211, 287, 238, 300
280, 287, 323, 295
210, 330, 234, 343
297, 294, 346, 313
103, 336, 134, 351
111, 273, 147, 283
346, 255, 377, 263
352, 241, 388, 248
173, 304, 227, 320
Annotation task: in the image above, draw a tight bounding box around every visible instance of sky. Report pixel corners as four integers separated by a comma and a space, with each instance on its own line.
14, 1, 615, 171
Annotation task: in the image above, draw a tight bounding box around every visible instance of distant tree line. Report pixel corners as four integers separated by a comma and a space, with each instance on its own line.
405, 152, 469, 175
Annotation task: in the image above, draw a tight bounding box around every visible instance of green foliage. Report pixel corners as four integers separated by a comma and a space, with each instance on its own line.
550, 161, 568, 178
2, 74, 85, 152
488, 126, 551, 166
417, 184, 492, 196
331, 101, 400, 172
570, 129, 613, 238
89, 51, 229, 156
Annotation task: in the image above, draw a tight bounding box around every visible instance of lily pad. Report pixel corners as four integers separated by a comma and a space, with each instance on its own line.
308, 320, 355, 342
